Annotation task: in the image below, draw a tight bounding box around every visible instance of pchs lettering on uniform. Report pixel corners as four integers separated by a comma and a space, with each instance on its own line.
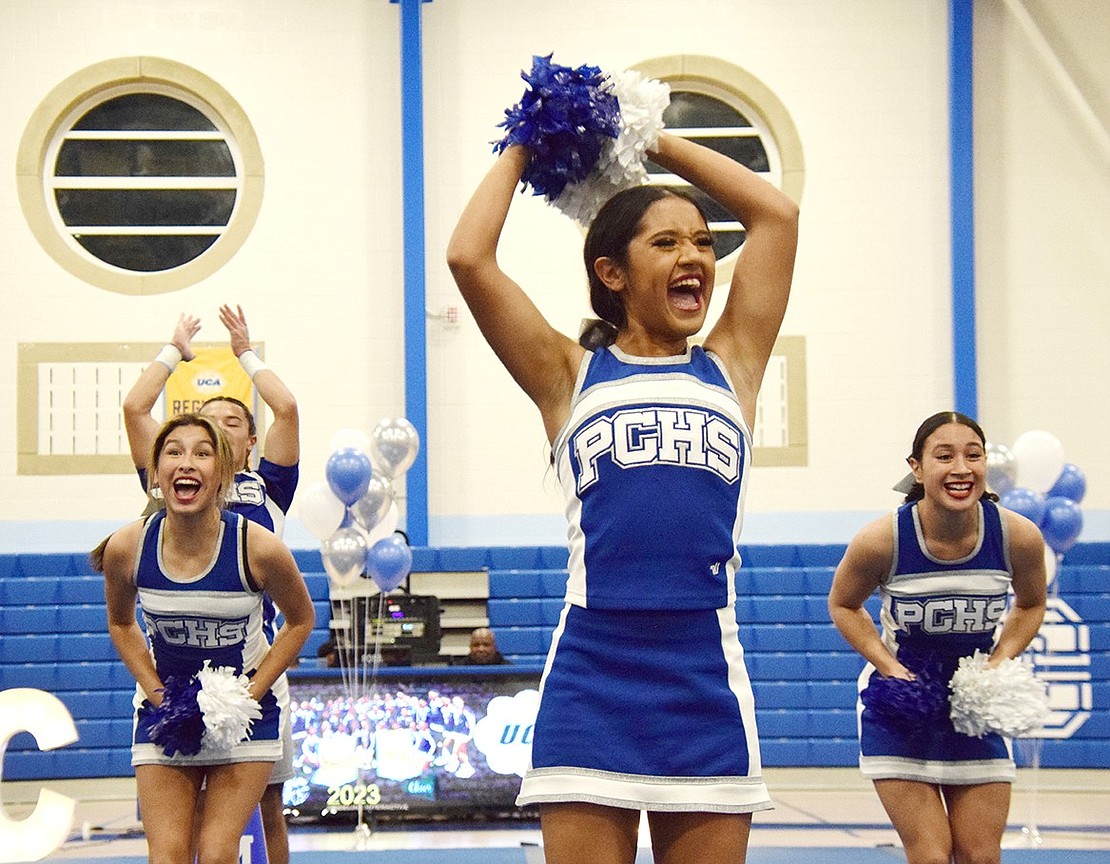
891, 595, 1008, 634
574, 407, 741, 491
145, 615, 249, 647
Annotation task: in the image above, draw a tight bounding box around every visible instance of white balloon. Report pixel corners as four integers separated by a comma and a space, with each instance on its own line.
298, 481, 346, 542
1044, 543, 1059, 588
1012, 430, 1066, 494
366, 501, 401, 546
330, 428, 372, 455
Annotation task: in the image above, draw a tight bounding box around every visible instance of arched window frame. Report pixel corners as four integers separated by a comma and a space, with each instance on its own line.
16, 57, 264, 295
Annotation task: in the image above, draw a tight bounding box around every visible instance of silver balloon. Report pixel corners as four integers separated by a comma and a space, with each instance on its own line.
321, 526, 367, 588
986, 442, 1017, 496
370, 417, 420, 479
349, 475, 395, 534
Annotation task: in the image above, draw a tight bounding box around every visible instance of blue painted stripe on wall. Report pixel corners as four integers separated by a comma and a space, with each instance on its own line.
949, 0, 978, 417
398, 0, 429, 544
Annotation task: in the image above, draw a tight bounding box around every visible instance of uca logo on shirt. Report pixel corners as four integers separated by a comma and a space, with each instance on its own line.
573, 407, 741, 492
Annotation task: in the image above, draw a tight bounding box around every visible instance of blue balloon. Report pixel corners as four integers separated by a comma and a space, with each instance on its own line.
326, 448, 372, 506
366, 534, 413, 593
1047, 463, 1087, 505
1000, 487, 1047, 526
1041, 496, 1083, 555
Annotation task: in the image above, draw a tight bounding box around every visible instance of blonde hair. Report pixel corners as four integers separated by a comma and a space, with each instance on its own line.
91, 414, 234, 574
148, 413, 235, 507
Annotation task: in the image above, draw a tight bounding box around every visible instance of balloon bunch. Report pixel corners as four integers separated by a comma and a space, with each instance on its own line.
988, 430, 1086, 569
299, 418, 420, 594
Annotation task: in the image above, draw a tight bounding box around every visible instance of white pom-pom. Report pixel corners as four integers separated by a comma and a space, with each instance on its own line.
948, 650, 1049, 738
195, 661, 262, 751
552, 71, 671, 227
608, 70, 670, 166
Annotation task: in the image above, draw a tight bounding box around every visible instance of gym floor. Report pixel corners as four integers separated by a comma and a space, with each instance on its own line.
4, 767, 1107, 862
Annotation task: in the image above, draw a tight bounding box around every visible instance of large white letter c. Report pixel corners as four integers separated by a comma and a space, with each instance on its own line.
0, 688, 80, 863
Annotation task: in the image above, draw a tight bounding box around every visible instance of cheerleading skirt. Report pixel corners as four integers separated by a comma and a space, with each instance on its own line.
856, 661, 1015, 785
516, 604, 772, 813
131, 673, 288, 768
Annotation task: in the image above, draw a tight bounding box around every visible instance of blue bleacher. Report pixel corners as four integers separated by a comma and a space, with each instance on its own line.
1, 545, 1107, 779
479, 545, 1110, 772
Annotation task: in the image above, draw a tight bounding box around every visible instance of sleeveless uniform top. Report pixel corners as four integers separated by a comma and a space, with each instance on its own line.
552, 344, 750, 611
879, 498, 1013, 666
139, 458, 298, 640
856, 498, 1017, 783
134, 509, 270, 680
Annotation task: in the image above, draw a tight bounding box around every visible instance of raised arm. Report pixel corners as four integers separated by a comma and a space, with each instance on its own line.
828, 517, 914, 680
123, 314, 200, 470
990, 510, 1048, 665
244, 524, 314, 699
446, 145, 583, 441
219, 304, 299, 467
651, 133, 799, 423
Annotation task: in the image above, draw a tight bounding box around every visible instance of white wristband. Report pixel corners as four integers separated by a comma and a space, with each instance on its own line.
238, 349, 268, 380
154, 344, 183, 372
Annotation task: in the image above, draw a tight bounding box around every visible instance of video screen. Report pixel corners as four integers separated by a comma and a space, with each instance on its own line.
281, 668, 541, 821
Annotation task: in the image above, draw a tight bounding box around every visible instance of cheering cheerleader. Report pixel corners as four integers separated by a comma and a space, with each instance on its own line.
447, 55, 798, 864
94, 414, 313, 864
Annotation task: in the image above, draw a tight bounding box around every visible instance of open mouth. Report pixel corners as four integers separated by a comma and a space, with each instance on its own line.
945, 481, 974, 498
669, 276, 703, 312
172, 478, 202, 503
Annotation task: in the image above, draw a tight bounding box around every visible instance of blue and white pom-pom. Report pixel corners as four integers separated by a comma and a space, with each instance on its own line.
495, 54, 620, 201
148, 661, 262, 757
948, 650, 1050, 738
494, 55, 670, 226
552, 69, 671, 226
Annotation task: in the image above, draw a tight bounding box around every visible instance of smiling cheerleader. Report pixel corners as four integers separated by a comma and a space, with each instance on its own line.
93, 414, 314, 864
829, 411, 1048, 864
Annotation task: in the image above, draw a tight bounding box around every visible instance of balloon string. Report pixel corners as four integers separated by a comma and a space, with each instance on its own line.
338, 596, 353, 701
1015, 550, 1061, 841
372, 591, 385, 684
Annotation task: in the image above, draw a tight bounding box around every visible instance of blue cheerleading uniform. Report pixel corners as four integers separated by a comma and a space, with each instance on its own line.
138, 460, 298, 782
130, 509, 288, 767
517, 345, 770, 813
858, 498, 1016, 784
138, 459, 298, 639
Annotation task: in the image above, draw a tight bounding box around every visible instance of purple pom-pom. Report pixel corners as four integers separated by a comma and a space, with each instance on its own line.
148, 675, 205, 757
494, 53, 620, 201
861, 664, 949, 731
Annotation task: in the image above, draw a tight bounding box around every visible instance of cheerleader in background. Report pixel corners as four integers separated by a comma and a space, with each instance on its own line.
829, 411, 1047, 864
123, 304, 300, 864
94, 414, 314, 864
